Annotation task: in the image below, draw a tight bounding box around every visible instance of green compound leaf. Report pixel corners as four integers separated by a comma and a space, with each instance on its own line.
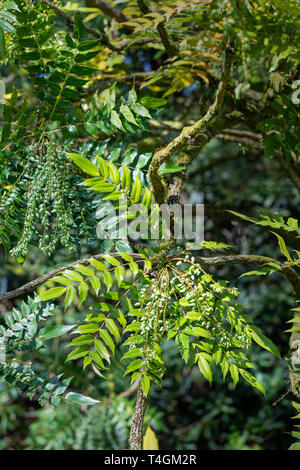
37, 286, 66, 301
198, 355, 212, 386
239, 369, 266, 396
140, 96, 167, 108
248, 325, 281, 358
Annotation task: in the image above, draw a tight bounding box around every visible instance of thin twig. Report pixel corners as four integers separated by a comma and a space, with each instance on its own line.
85, 0, 127, 23
137, 0, 178, 56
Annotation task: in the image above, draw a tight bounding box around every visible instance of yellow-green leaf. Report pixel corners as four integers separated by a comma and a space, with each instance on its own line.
37, 286, 66, 301
89, 258, 107, 271
143, 426, 159, 450
198, 355, 212, 385
121, 163, 131, 190
271, 232, 292, 261
120, 104, 138, 126
79, 282, 89, 305
68, 153, 99, 176
108, 162, 120, 185
248, 325, 281, 358
65, 286, 77, 309
141, 374, 151, 396
230, 364, 239, 388
97, 157, 109, 179
239, 369, 266, 396
131, 177, 142, 202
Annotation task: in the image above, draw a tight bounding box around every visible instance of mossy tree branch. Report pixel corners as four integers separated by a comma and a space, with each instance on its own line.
148, 43, 236, 205
85, 0, 127, 23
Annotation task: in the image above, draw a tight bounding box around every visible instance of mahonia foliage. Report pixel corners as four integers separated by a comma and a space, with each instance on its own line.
0, 296, 76, 405
0, 295, 104, 405
1, 0, 299, 257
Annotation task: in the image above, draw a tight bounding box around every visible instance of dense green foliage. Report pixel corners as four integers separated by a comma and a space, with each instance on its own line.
0, 0, 299, 450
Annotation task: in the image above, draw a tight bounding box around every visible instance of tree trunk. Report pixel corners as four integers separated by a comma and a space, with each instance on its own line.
129, 385, 147, 450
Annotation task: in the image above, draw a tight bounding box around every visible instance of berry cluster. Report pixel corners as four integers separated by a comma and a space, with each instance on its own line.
0, 138, 94, 259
